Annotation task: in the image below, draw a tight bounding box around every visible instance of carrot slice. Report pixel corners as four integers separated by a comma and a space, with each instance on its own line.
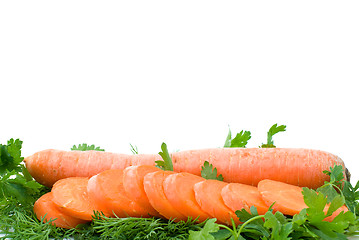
221, 183, 268, 215
258, 179, 349, 221
163, 172, 211, 222
87, 169, 150, 218
122, 165, 162, 217
33, 192, 88, 229
193, 179, 240, 225
143, 171, 187, 222
258, 179, 307, 216
51, 177, 97, 221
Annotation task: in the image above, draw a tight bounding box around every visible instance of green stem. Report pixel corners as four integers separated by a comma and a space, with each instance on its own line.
238, 215, 265, 236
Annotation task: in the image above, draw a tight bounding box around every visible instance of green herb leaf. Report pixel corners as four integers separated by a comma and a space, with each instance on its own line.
71, 143, 105, 151
0, 139, 44, 207
260, 123, 286, 148
343, 180, 359, 214
317, 164, 345, 202
156, 142, 174, 171
224, 127, 251, 148
263, 211, 293, 240
0, 139, 24, 174
201, 161, 224, 181
223, 127, 232, 148
188, 218, 219, 240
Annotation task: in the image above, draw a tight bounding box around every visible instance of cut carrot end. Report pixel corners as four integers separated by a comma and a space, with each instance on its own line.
87, 169, 151, 218
51, 177, 98, 221
194, 179, 241, 226
33, 192, 89, 229
143, 171, 187, 222
221, 183, 268, 215
163, 172, 211, 223
122, 165, 162, 217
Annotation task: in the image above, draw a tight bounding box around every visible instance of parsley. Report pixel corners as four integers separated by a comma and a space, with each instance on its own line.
0, 139, 44, 206
188, 218, 219, 240
201, 161, 224, 181
260, 123, 286, 148
343, 181, 359, 215
71, 143, 105, 151
156, 142, 174, 171
0, 138, 49, 239
224, 127, 251, 148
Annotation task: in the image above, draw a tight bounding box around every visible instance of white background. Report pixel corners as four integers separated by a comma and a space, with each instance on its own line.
1, 1, 359, 184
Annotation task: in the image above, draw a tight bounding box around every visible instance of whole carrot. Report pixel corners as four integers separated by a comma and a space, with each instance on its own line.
24, 148, 347, 189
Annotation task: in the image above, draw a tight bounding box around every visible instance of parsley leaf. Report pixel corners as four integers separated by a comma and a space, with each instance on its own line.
156, 142, 174, 171
201, 161, 223, 181
71, 143, 105, 151
317, 164, 345, 202
260, 123, 286, 148
0, 139, 44, 206
343, 180, 359, 215
188, 218, 219, 240
263, 211, 293, 240
224, 127, 251, 148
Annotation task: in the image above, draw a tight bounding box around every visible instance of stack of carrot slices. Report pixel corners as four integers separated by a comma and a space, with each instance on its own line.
33, 165, 348, 229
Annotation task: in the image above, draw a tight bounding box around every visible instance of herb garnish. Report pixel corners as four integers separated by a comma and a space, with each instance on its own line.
71, 143, 105, 151
260, 123, 286, 148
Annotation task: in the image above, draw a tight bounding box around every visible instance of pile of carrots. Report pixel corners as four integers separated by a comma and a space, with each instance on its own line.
33, 165, 348, 229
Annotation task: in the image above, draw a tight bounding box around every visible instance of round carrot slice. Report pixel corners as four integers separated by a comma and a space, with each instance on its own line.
193, 179, 240, 225
143, 171, 187, 222
258, 179, 349, 221
34, 192, 88, 229
221, 183, 268, 215
257, 179, 307, 216
163, 172, 211, 222
123, 165, 162, 217
51, 177, 97, 221
87, 169, 150, 218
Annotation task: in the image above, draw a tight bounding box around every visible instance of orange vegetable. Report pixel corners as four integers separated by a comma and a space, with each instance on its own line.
163, 172, 211, 222
51, 177, 98, 221
193, 179, 240, 225
221, 183, 268, 215
33, 192, 88, 229
257, 179, 348, 221
24, 148, 347, 189
87, 169, 151, 218
122, 165, 162, 217
143, 170, 187, 222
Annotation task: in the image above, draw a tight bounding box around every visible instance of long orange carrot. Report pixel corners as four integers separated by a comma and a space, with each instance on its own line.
33, 192, 88, 229
24, 148, 347, 189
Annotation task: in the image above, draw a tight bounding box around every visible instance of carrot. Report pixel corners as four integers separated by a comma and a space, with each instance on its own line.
163, 172, 211, 222
24, 148, 347, 189
33, 192, 88, 229
122, 165, 162, 217
87, 169, 151, 218
193, 179, 240, 225
257, 179, 348, 221
221, 183, 268, 215
143, 170, 187, 222
51, 177, 98, 221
